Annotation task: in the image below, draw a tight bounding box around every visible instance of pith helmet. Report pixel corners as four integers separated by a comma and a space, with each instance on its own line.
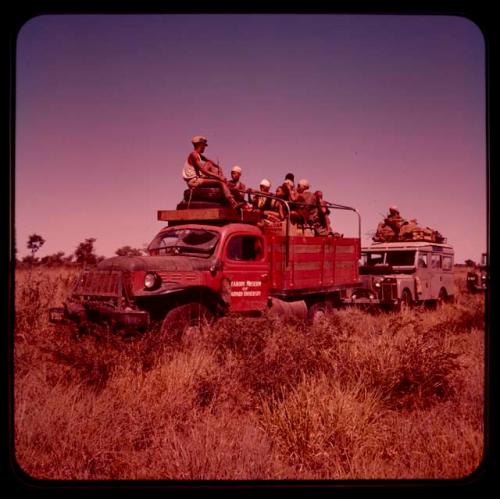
298, 178, 309, 188
231, 165, 242, 173
260, 178, 271, 188
389, 205, 399, 213
191, 135, 208, 145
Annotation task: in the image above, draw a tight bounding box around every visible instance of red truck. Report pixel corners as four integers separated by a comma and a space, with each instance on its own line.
49, 200, 362, 337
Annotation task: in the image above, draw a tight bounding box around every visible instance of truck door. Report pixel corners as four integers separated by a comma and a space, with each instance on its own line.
222, 234, 270, 312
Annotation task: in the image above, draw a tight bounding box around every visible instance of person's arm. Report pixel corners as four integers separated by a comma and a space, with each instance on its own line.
190, 152, 225, 181
288, 187, 299, 202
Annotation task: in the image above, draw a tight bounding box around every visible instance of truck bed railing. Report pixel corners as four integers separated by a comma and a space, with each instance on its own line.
236, 190, 360, 238
235, 189, 361, 266
324, 201, 362, 242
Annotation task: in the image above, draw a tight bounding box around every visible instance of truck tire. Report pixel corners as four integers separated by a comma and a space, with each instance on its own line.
160, 302, 213, 339
307, 301, 334, 324
183, 187, 225, 202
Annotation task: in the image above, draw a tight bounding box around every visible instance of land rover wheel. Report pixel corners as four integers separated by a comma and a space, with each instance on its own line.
437, 288, 448, 307
160, 303, 213, 340
399, 289, 413, 312
307, 301, 333, 324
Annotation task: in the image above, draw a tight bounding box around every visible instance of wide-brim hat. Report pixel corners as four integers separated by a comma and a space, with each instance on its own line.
191, 135, 208, 145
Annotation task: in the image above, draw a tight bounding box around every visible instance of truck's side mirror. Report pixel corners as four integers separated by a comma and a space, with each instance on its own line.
210, 259, 223, 276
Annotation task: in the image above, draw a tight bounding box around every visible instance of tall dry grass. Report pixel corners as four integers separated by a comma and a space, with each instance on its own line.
13, 266, 485, 480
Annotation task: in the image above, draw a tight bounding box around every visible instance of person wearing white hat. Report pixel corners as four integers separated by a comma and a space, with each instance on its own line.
251, 178, 271, 209
250, 178, 281, 223
182, 135, 239, 209
227, 165, 247, 203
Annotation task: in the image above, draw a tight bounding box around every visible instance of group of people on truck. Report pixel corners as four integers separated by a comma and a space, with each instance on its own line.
182, 135, 333, 235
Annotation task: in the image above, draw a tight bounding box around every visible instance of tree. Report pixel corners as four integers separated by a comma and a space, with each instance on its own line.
115, 245, 144, 257
40, 251, 66, 267
464, 259, 475, 268
27, 234, 45, 259
74, 238, 98, 265
21, 255, 39, 266
63, 254, 74, 264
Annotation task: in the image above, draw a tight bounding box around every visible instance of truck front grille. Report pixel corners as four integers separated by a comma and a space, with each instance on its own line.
73, 270, 123, 297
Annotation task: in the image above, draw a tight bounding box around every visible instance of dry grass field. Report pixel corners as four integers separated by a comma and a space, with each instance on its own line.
13, 266, 485, 481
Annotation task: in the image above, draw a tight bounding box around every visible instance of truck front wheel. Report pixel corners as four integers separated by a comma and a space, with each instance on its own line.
160, 303, 213, 340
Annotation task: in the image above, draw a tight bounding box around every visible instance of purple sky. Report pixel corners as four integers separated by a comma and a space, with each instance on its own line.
15, 14, 486, 263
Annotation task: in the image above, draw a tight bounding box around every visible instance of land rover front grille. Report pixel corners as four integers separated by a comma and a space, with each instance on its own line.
380, 280, 397, 301
73, 270, 123, 297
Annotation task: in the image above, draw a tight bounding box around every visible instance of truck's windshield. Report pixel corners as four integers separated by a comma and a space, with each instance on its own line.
148, 229, 219, 256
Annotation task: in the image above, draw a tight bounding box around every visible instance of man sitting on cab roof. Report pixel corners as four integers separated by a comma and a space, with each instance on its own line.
182, 135, 239, 209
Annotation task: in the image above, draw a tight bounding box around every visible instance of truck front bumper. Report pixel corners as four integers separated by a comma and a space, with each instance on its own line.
346, 296, 380, 305
49, 304, 150, 329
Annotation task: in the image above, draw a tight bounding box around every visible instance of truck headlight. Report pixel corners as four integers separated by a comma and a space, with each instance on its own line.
374, 281, 381, 288
144, 272, 160, 290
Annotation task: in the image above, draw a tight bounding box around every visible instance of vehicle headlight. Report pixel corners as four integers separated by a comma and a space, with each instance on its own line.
374, 281, 381, 288
144, 272, 160, 290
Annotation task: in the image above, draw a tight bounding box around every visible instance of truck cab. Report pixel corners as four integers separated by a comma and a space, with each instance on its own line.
349, 241, 455, 309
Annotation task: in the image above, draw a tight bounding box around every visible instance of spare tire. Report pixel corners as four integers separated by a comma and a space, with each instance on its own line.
183, 187, 225, 202
176, 200, 228, 210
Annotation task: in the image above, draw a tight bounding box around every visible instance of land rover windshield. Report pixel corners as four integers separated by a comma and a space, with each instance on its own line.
148, 228, 220, 257
361, 250, 416, 273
